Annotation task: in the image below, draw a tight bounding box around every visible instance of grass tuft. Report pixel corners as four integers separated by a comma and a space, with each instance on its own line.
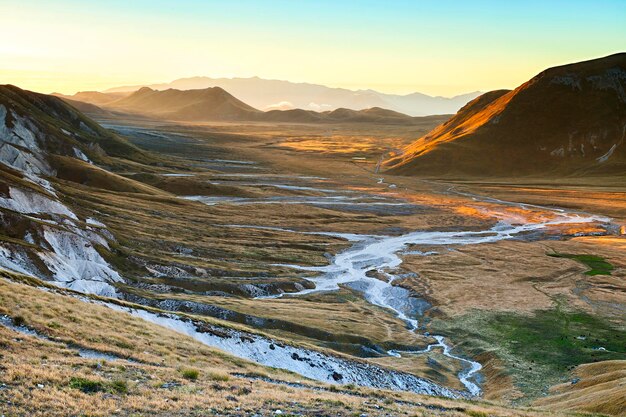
466, 411, 489, 417
206, 370, 230, 382
69, 377, 104, 393
181, 368, 200, 380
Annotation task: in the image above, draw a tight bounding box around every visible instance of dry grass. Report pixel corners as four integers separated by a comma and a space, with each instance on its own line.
458, 182, 626, 225
535, 360, 626, 416
0, 275, 574, 417
181, 289, 427, 347
399, 238, 625, 318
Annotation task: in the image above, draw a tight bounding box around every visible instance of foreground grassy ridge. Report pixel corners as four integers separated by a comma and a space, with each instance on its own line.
432, 305, 626, 405
0, 275, 572, 417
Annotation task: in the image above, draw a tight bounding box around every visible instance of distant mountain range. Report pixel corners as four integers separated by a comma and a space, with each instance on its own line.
384, 53, 626, 177
97, 76, 480, 116
56, 86, 449, 125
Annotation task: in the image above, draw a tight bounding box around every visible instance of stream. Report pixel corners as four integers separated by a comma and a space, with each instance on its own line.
260, 208, 610, 396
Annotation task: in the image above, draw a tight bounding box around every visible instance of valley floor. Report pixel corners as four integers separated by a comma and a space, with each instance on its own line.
1, 116, 625, 416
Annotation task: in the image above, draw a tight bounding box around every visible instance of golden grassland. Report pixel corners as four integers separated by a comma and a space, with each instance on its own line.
104, 119, 625, 401
0, 273, 589, 417
454, 182, 626, 225
398, 238, 626, 318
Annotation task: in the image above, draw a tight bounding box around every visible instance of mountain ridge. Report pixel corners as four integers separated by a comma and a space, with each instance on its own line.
66, 85, 450, 124
95, 76, 480, 116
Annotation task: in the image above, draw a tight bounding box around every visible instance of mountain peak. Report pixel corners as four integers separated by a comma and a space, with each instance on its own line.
136, 86, 154, 94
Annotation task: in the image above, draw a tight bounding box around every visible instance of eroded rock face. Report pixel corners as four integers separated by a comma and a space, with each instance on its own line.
0, 187, 75, 218
0, 104, 54, 177
108, 304, 463, 399
0, 187, 122, 297
0, 92, 123, 297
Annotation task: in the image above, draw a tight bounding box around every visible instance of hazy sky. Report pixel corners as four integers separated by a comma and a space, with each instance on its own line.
1, 0, 625, 96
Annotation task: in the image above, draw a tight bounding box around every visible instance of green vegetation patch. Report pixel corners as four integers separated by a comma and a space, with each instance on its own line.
548, 252, 614, 275
69, 377, 128, 394
432, 307, 626, 402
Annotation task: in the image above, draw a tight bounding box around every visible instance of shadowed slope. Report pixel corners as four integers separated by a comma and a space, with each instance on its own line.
0, 84, 149, 165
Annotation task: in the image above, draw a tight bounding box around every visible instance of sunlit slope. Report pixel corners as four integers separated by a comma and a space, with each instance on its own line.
385, 53, 626, 177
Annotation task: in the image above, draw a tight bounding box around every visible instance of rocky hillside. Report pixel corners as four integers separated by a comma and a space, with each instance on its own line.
384, 53, 626, 177
0, 84, 152, 297
0, 85, 147, 165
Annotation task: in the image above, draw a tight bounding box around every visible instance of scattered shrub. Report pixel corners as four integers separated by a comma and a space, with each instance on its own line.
69, 377, 104, 393
110, 379, 128, 394
12, 315, 25, 327
181, 368, 200, 380
69, 377, 128, 394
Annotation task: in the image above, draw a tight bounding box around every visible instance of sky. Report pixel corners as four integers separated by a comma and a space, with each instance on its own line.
1, 0, 625, 96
